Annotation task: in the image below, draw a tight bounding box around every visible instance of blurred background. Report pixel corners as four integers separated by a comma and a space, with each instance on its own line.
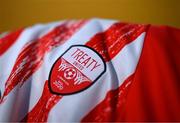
0, 0, 180, 32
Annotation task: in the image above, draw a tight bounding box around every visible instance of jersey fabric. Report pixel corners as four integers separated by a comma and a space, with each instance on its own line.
0, 19, 179, 122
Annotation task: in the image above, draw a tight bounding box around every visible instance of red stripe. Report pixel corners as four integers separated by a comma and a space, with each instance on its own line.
119, 26, 180, 121
22, 80, 62, 122
82, 25, 180, 122
86, 23, 147, 61
0, 29, 23, 56
81, 74, 134, 122
21, 22, 147, 122
0, 20, 87, 103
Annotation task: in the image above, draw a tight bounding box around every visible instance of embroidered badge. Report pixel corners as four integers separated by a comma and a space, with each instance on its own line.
49, 45, 106, 95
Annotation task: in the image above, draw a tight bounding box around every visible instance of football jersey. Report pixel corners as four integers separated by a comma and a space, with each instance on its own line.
0, 19, 179, 122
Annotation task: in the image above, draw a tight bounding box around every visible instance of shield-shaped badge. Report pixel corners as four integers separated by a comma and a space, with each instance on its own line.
49, 45, 106, 95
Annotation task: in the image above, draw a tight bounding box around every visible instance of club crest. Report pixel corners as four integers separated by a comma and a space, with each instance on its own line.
48, 45, 106, 95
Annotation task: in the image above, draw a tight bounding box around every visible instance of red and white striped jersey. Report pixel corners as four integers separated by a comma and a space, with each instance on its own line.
0, 19, 179, 122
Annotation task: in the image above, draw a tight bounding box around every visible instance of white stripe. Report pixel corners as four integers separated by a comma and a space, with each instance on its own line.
0, 19, 116, 121
29, 19, 116, 111
0, 21, 65, 122
0, 21, 63, 93
48, 32, 146, 122
0, 32, 9, 39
